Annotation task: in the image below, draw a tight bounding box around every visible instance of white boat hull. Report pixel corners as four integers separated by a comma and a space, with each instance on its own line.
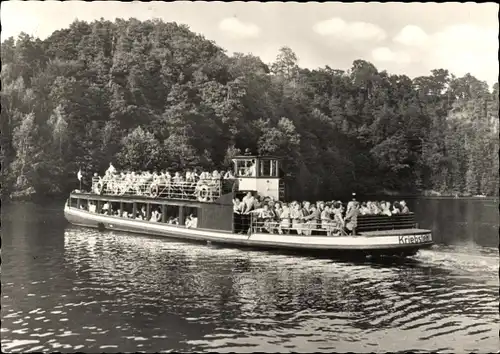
64, 205, 433, 257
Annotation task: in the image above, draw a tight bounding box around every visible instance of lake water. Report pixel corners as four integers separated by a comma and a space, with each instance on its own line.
1, 202, 499, 353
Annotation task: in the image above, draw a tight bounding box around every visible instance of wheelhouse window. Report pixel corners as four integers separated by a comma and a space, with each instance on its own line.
259, 160, 271, 177
259, 159, 279, 177
234, 159, 256, 177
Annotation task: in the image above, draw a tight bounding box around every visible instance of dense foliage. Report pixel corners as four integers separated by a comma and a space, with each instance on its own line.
1, 19, 498, 200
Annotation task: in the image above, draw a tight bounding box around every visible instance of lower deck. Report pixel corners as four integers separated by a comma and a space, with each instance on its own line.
64, 199, 434, 256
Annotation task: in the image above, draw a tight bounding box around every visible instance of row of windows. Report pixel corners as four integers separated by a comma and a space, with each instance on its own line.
70, 198, 198, 225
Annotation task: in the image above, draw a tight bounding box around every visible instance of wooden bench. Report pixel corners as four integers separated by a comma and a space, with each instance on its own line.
356, 213, 416, 232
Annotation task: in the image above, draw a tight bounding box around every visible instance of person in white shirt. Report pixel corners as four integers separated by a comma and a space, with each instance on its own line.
186, 214, 198, 228
245, 160, 256, 177
106, 162, 116, 175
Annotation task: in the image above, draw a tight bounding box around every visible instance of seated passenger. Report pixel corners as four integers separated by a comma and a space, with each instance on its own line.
290, 202, 304, 235
211, 170, 221, 180
400, 200, 410, 214
370, 201, 381, 215
331, 202, 344, 235
257, 204, 273, 233
172, 172, 182, 185
89, 202, 97, 213
150, 209, 161, 222
185, 171, 196, 184
278, 203, 291, 234
321, 205, 334, 236
359, 202, 370, 215
392, 201, 401, 214
303, 204, 320, 236
380, 201, 392, 216
186, 214, 198, 229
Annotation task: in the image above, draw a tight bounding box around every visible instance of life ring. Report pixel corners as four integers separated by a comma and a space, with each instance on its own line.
149, 183, 159, 198
197, 185, 211, 202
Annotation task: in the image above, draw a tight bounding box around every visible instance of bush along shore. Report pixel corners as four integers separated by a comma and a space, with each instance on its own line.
1, 19, 498, 202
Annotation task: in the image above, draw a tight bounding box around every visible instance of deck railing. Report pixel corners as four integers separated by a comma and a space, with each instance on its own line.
90, 176, 230, 203
236, 214, 348, 236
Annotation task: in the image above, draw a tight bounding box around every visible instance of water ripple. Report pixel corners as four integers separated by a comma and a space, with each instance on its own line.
2, 205, 499, 353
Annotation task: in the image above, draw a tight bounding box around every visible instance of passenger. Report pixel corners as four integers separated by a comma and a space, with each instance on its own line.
278, 203, 291, 234
245, 159, 257, 177
138, 205, 147, 219
380, 201, 392, 216
346, 193, 357, 215
242, 192, 255, 213
290, 202, 304, 235
392, 201, 401, 214
223, 169, 235, 179
172, 172, 182, 185
345, 201, 360, 235
257, 204, 273, 233
211, 170, 221, 180
321, 205, 334, 236
186, 214, 198, 228
304, 204, 320, 236
150, 209, 161, 222
370, 201, 381, 215
156, 208, 162, 222
359, 202, 370, 215
253, 195, 263, 210
185, 171, 196, 184
241, 192, 255, 233
400, 200, 410, 214
106, 162, 116, 175
331, 202, 344, 236
102, 202, 110, 214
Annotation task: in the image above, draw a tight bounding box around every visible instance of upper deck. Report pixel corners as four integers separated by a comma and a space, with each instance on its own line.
90, 175, 235, 203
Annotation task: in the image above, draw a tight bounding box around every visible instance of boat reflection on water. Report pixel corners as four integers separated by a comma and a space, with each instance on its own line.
63, 226, 499, 353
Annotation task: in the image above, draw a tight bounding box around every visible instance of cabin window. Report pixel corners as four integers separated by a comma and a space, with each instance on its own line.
270, 160, 279, 177
234, 159, 254, 177
185, 207, 199, 229
110, 202, 120, 216
165, 205, 180, 225
121, 202, 134, 218
134, 203, 148, 220
88, 200, 97, 213
259, 160, 271, 177
149, 203, 162, 222
79, 199, 88, 211
257, 160, 279, 177
70, 198, 78, 208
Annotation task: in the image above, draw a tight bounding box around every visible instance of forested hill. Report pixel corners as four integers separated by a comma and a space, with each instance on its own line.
1, 19, 498, 201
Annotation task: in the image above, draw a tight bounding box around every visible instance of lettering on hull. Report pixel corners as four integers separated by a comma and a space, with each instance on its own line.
398, 234, 432, 244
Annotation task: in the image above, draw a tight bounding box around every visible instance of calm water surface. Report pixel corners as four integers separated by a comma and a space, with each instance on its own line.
2, 202, 499, 353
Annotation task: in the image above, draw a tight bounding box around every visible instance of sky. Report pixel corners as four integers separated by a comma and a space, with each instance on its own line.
2, 1, 498, 87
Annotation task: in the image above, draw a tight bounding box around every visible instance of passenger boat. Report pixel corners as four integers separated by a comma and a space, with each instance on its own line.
64, 155, 433, 258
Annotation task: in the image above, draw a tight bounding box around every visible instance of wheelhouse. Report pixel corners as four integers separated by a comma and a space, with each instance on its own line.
232, 155, 284, 200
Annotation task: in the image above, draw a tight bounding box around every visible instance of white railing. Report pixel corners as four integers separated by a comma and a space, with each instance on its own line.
244, 215, 349, 236
91, 176, 225, 202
